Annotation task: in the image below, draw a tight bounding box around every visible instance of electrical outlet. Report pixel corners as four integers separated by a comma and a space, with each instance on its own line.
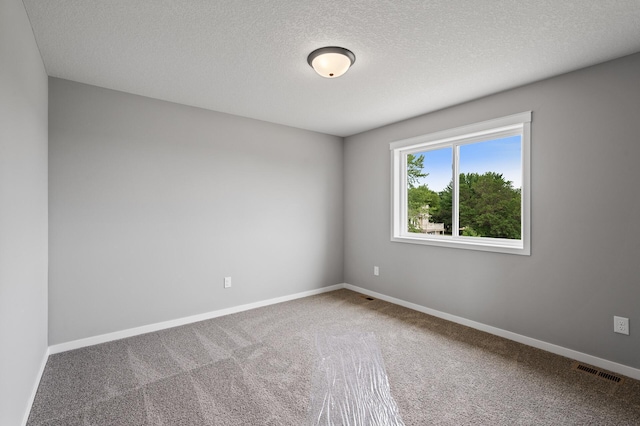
374, 266, 379, 276
224, 277, 232, 288
614, 316, 629, 335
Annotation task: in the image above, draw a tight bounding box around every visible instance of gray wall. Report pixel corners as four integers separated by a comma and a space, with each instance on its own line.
48, 78, 344, 345
0, 0, 49, 424
344, 53, 640, 369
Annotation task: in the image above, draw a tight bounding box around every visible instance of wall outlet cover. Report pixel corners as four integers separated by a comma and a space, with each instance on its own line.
614, 316, 629, 335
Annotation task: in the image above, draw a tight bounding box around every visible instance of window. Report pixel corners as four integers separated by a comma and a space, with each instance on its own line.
391, 112, 531, 255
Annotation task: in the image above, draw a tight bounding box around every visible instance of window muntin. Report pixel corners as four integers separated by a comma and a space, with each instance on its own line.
391, 112, 531, 255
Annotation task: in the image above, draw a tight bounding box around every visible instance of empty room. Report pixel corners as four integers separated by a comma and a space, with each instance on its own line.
2, 0, 640, 424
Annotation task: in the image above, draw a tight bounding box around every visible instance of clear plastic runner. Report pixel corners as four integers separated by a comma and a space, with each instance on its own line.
308, 332, 405, 426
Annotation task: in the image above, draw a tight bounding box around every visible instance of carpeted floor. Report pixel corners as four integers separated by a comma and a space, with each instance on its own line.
27, 289, 640, 425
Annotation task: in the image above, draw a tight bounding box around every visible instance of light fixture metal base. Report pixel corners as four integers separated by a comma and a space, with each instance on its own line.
307, 46, 356, 67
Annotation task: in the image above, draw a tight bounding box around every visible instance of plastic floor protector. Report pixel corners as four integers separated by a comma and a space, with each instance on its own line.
308, 331, 405, 426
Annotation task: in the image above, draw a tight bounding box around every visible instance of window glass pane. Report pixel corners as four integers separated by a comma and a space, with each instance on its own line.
406, 147, 452, 235
458, 136, 522, 239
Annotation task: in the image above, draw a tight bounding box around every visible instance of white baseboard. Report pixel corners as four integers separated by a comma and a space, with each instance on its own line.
22, 346, 50, 426
49, 284, 344, 355
343, 283, 640, 381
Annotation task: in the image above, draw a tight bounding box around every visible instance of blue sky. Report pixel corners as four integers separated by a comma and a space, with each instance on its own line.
415, 135, 521, 192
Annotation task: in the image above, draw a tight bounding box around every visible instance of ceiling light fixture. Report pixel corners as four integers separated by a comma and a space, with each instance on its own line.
307, 46, 356, 78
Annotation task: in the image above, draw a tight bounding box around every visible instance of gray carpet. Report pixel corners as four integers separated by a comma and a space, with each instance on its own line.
27, 289, 640, 425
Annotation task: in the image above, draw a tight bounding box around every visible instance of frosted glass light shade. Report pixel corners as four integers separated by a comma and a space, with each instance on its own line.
307, 47, 355, 78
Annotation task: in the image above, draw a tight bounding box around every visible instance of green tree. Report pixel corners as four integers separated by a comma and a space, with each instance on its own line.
407, 154, 427, 188
432, 172, 521, 239
431, 183, 453, 234
407, 184, 440, 232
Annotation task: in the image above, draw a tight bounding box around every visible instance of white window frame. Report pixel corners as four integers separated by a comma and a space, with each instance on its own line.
390, 112, 531, 255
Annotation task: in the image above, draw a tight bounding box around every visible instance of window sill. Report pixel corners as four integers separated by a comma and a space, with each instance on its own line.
391, 234, 529, 255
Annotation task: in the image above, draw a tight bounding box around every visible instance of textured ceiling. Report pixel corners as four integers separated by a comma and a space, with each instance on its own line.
23, 0, 640, 137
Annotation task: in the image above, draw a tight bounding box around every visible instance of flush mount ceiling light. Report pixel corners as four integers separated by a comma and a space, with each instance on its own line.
307, 46, 356, 78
